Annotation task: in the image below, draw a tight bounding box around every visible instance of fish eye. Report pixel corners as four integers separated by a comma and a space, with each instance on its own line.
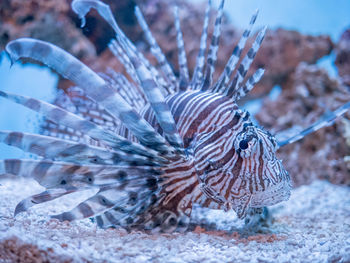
234, 127, 259, 157
239, 139, 249, 150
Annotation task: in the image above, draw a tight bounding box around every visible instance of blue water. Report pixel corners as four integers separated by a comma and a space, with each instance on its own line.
196, 0, 350, 41
0, 53, 58, 158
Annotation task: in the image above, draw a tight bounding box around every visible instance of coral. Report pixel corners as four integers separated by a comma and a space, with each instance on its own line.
335, 28, 350, 86
256, 62, 350, 186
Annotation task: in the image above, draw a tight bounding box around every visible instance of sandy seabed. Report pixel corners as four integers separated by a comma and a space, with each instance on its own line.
0, 177, 349, 263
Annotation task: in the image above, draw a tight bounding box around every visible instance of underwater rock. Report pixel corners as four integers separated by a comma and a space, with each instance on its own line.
256, 62, 350, 186
0, 237, 74, 263
342, 118, 350, 170
335, 28, 350, 86
252, 29, 333, 97
0, 0, 96, 60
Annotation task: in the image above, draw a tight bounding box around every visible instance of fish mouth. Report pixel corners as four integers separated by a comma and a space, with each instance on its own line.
249, 178, 292, 207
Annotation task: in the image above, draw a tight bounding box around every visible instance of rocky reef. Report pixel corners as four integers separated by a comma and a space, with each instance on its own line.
0, 0, 95, 60
256, 63, 350, 186
335, 29, 350, 86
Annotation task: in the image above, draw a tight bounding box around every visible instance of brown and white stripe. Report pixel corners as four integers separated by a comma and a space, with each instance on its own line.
191, 0, 211, 89
213, 9, 259, 93
173, 6, 190, 89
135, 6, 177, 91
201, 0, 225, 91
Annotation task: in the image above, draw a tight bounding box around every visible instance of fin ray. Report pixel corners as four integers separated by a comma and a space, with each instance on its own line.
5, 38, 173, 156
191, 0, 211, 89
212, 9, 259, 93
278, 102, 350, 147
224, 26, 267, 97
71, 0, 185, 154
135, 6, 177, 92
0, 130, 156, 166
0, 90, 164, 161
201, 0, 225, 91
173, 6, 190, 90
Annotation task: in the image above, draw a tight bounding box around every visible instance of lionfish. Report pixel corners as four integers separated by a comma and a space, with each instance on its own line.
0, 0, 349, 233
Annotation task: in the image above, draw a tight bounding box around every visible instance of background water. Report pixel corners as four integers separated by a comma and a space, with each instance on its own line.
201, 0, 350, 41
0, 0, 349, 158
0, 54, 58, 158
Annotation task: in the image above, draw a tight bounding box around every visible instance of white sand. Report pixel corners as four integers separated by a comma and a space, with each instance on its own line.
0, 177, 349, 263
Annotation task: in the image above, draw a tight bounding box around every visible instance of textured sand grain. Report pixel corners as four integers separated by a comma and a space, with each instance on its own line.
0, 178, 349, 263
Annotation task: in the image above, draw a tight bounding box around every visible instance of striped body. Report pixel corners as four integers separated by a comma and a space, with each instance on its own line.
139, 90, 290, 223
0, 0, 347, 232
